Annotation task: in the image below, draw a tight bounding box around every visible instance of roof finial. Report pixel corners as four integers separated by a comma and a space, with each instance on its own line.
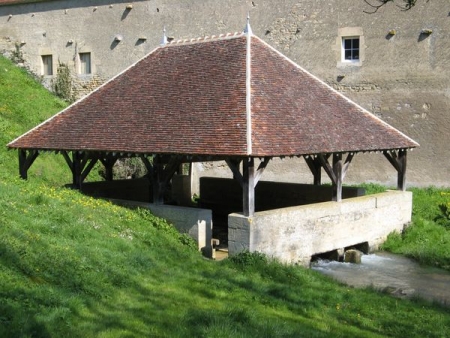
161, 26, 168, 46
243, 12, 252, 35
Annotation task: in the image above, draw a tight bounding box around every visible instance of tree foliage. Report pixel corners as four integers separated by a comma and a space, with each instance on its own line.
364, 0, 428, 13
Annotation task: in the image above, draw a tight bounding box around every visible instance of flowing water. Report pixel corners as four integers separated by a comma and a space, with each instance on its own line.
311, 251, 450, 306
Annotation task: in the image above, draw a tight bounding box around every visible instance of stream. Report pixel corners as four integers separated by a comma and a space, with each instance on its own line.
311, 251, 450, 306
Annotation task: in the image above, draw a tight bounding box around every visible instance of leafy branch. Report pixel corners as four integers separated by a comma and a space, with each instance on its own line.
363, 0, 428, 13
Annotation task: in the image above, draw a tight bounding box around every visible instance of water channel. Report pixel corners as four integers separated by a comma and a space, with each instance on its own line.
311, 251, 450, 306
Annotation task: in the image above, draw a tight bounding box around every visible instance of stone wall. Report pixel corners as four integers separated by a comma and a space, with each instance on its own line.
1, 0, 449, 187
228, 190, 413, 266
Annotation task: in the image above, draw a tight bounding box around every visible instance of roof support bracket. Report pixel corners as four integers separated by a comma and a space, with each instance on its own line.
383, 149, 407, 191
226, 157, 270, 217
225, 157, 270, 190
62, 151, 98, 189
318, 153, 354, 201
152, 155, 182, 205
81, 157, 99, 183
254, 157, 271, 188
100, 156, 118, 181
304, 155, 322, 185
62, 151, 72, 170
18, 149, 39, 180
225, 158, 244, 187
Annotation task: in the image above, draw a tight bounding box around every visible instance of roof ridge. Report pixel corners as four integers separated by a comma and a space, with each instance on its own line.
164, 31, 245, 47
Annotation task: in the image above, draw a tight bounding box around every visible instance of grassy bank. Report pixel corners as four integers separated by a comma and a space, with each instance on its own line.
1, 55, 450, 337
382, 187, 450, 270
1, 179, 450, 337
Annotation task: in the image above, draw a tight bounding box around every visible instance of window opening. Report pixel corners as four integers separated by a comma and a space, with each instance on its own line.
42, 55, 53, 76
342, 37, 360, 62
79, 52, 91, 75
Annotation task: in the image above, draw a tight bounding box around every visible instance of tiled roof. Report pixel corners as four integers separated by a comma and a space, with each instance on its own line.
8, 31, 419, 157
0, 0, 53, 5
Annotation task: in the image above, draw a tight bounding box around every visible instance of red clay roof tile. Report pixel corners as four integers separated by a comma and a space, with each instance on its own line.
0, 0, 54, 5
8, 33, 418, 157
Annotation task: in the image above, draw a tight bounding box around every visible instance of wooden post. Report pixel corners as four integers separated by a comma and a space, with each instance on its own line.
140, 155, 153, 202
18, 149, 39, 180
332, 153, 343, 202
242, 157, 255, 217
152, 155, 164, 205
19, 149, 27, 179
304, 155, 322, 185
398, 150, 407, 191
318, 153, 353, 202
100, 157, 117, 181
72, 152, 82, 189
383, 149, 408, 191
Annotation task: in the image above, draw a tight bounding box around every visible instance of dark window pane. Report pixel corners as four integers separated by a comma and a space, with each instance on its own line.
353, 39, 359, 48
344, 39, 351, 49
353, 51, 359, 60
345, 50, 352, 60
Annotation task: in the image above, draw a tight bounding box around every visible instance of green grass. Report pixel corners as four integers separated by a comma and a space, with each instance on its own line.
382, 187, 450, 270
1, 55, 450, 337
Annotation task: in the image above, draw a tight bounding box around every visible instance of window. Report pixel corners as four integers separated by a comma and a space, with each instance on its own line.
79, 52, 91, 75
342, 37, 360, 62
41, 55, 53, 76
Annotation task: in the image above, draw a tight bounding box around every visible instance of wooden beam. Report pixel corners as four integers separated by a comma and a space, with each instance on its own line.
225, 158, 244, 187
304, 155, 322, 185
397, 150, 407, 191
80, 158, 98, 182
139, 155, 154, 202
151, 155, 183, 205
318, 154, 336, 184
254, 157, 271, 188
18, 149, 39, 179
318, 153, 353, 202
342, 153, 354, 181
100, 157, 117, 181
162, 157, 183, 186
384, 149, 407, 191
72, 152, 83, 189
152, 155, 164, 204
61, 151, 72, 170
332, 153, 343, 202
140, 155, 153, 174
242, 157, 255, 217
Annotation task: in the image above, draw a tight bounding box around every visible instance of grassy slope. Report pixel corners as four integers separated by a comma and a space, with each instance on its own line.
1, 56, 450, 337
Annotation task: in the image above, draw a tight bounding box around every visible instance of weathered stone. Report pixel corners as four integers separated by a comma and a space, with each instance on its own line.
229, 191, 412, 266
344, 249, 363, 264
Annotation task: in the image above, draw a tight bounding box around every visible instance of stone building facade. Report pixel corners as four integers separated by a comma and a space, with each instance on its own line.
1, 0, 449, 187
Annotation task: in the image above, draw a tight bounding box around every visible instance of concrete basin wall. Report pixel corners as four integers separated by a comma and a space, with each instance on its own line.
109, 200, 212, 252
228, 190, 412, 266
